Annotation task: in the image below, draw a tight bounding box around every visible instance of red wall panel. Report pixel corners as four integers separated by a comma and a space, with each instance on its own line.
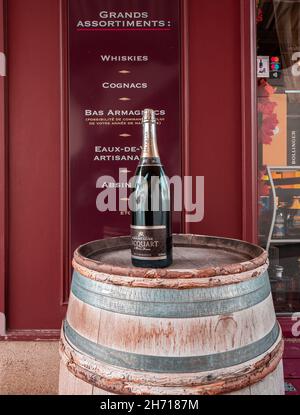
187, 0, 243, 239
6, 0, 66, 330
0, 0, 6, 332
2, 0, 246, 332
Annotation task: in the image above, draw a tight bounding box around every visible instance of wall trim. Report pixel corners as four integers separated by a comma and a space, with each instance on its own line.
60, 0, 71, 306
1, 1, 68, 337
181, 0, 190, 234
240, 0, 258, 244
0, 329, 61, 342
0, 0, 7, 334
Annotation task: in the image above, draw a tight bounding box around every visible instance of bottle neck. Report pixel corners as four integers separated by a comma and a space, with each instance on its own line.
140, 122, 160, 163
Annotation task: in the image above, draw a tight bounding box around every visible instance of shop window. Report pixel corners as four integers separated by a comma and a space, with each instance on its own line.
257, 0, 300, 313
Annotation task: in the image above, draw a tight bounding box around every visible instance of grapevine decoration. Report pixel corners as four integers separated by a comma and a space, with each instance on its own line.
257, 79, 279, 203
257, 79, 278, 145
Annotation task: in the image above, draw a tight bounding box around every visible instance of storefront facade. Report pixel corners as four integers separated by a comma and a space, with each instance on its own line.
0, 0, 298, 345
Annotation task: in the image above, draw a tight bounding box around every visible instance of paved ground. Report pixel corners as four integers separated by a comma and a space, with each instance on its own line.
0, 342, 59, 395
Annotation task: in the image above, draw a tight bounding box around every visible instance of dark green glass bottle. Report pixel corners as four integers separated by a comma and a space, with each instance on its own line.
131, 109, 173, 268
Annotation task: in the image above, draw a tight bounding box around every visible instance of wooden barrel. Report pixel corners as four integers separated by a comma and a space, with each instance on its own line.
59, 234, 284, 395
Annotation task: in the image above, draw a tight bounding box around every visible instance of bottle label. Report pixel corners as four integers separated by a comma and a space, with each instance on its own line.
131, 225, 167, 260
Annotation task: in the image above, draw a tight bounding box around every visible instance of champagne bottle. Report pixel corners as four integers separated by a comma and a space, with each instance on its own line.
131, 109, 173, 268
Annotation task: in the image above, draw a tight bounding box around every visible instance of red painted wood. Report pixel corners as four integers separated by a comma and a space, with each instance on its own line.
240, 0, 258, 244
283, 338, 300, 394
187, 0, 243, 239
58, 0, 71, 305
283, 359, 300, 379
6, 0, 67, 329
0, 0, 6, 333
283, 341, 300, 359
1, 0, 285, 335
181, 0, 190, 234
279, 317, 300, 339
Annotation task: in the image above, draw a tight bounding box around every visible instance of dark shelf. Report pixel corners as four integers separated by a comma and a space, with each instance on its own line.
264, 177, 300, 186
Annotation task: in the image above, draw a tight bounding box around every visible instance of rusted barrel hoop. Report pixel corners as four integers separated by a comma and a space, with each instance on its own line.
59, 328, 284, 395
73, 235, 268, 281
63, 320, 280, 374
72, 260, 269, 290
71, 270, 271, 318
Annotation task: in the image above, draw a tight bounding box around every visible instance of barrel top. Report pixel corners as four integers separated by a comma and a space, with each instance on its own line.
73, 235, 268, 284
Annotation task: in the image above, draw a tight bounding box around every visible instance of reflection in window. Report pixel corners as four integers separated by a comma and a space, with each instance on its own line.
257, 0, 300, 313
